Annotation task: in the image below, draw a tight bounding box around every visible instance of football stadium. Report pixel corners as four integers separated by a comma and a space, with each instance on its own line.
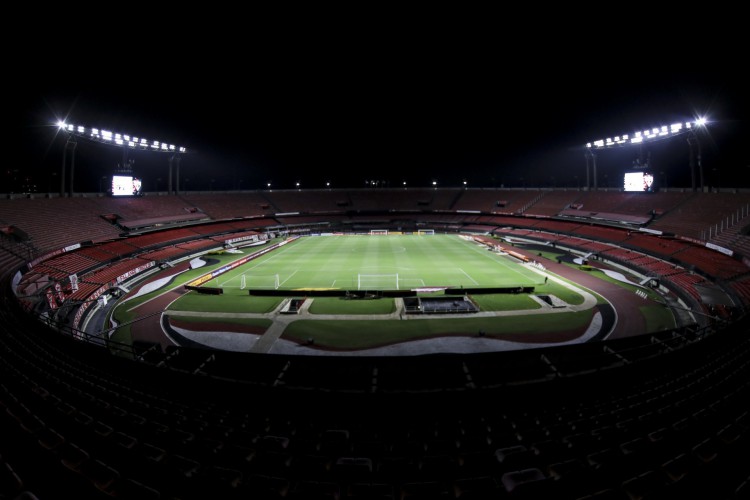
3, 113, 750, 500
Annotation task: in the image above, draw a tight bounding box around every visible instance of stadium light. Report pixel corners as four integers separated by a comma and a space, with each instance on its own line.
56, 120, 187, 197
57, 121, 187, 153
583, 117, 709, 191
585, 118, 706, 151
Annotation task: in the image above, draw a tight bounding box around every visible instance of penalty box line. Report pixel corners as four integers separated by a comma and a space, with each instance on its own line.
458, 268, 479, 285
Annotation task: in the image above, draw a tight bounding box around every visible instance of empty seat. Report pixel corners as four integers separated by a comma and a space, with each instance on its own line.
501, 467, 552, 498
319, 428, 351, 456
239, 473, 291, 499
344, 481, 396, 499
0, 458, 24, 498
546, 457, 593, 499
80, 458, 120, 496
399, 480, 452, 499
287, 479, 340, 499
192, 464, 242, 499
418, 454, 458, 480
495, 444, 535, 474
452, 475, 500, 499
159, 453, 201, 497
530, 438, 568, 465
620, 469, 668, 499
116, 477, 161, 500
58, 441, 90, 473
333, 456, 373, 483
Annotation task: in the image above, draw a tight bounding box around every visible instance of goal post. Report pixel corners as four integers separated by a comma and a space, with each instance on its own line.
417, 229, 435, 235
369, 229, 388, 235
241, 274, 280, 290
357, 273, 399, 290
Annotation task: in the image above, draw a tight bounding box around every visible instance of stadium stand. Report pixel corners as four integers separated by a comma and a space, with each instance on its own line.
1, 188, 750, 499
180, 192, 279, 219
450, 188, 509, 213
649, 192, 748, 240
525, 190, 583, 217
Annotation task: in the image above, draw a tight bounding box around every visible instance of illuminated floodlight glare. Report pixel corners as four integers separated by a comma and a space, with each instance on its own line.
586, 117, 708, 150
55, 121, 187, 153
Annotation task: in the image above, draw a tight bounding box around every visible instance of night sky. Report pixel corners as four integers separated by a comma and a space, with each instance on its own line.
11, 19, 750, 194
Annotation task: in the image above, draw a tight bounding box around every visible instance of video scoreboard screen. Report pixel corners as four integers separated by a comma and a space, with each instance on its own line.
111, 175, 142, 196
623, 171, 654, 192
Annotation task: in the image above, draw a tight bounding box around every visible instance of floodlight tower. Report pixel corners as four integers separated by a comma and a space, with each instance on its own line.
686, 120, 707, 191
168, 154, 182, 195
60, 133, 77, 197
584, 148, 597, 190
585, 118, 707, 191
56, 121, 187, 196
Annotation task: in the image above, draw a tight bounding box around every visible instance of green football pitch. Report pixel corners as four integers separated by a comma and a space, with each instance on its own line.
111, 234, 635, 351
205, 234, 545, 291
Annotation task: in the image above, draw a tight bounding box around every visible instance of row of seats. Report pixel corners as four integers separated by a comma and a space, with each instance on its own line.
4, 189, 750, 260
2, 191, 750, 499
16, 209, 748, 326
1, 280, 749, 499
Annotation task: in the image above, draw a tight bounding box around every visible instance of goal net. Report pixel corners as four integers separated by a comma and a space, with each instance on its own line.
369, 229, 388, 235
241, 274, 280, 290
417, 229, 435, 235
357, 273, 399, 290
